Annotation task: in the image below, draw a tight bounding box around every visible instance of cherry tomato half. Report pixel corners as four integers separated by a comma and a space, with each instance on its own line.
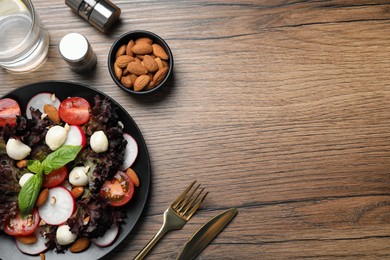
0, 98, 21, 127
59, 97, 91, 125
4, 209, 40, 236
100, 171, 134, 207
42, 166, 68, 188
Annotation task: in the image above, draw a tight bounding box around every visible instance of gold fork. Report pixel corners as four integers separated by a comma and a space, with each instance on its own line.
134, 181, 208, 260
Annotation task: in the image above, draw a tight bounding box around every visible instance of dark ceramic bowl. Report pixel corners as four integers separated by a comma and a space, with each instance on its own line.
108, 30, 173, 94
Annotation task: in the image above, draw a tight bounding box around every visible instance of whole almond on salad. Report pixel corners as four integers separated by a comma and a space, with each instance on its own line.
16, 234, 38, 245
71, 186, 84, 199
35, 188, 49, 207
16, 159, 28, 168
126, 168, 140, 187
70, 237, 90, 253
43, 104, 60, 124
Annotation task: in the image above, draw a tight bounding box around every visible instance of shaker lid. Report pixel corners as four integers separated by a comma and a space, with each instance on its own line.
65, 0, 84, 13
89, 0, 121, 33
59, 33, 89, 62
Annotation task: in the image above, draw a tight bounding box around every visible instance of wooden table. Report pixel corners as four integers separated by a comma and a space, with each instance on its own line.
1, 1, 390, 259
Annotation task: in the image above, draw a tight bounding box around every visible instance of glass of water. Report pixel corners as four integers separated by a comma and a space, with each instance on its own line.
0, 0, 49, 72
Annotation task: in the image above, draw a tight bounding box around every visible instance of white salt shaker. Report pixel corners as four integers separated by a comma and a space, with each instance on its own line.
59, 33, 97, 73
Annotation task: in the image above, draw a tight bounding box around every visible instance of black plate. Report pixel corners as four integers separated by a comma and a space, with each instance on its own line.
0, 81, 150, 260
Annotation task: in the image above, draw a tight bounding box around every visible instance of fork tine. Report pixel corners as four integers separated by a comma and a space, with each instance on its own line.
171, 180, 196, 208
177, 183, 200, 211
181, 187, 204, 215
184, 191, 208, 220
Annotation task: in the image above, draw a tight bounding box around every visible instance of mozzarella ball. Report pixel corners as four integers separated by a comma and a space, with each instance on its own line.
6, 138, 31, 160
45, 125, 67, 151
56, 225, 77, 245
19, 173, 34, 187
69, 166, 89, 186
90, 130, 109, 153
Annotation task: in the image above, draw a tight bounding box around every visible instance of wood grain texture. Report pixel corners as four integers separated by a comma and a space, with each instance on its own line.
1, 0, 390, 259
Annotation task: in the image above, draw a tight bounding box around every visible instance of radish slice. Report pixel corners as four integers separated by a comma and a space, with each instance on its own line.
64, 125, 86, 147
16, 230, 48, 255
61, 180, 72, 191
38, 186, 75, 225
119, 133, 138, 171
26, 92, 61, 119
91, 225, 119, 247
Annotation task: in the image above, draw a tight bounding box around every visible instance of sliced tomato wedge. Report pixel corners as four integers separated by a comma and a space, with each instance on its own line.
59, 97, 91, 125
4, 209, 40, 236
100, 171, 134, 207
42, 166, 68, 188
0, 98, 21, 127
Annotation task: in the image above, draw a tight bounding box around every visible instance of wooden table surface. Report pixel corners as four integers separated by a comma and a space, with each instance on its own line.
1, 0, 390, 259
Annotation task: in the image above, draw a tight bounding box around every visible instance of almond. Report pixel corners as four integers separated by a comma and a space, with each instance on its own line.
83, 216, 90, 225
121, 76, 133, 88
35, 188, 49, 207
126, 40, 135, 56
131, 42, 153, 55
153, 67, 169, 86
126, 168, 140, 187
71, 186, 84, 199
43, 104, 60, 124
16, 234, 37, 245
155, 57, 164, 70
145, 80, 156, 90
152, 44, 168, 60
134, 57, 142, 64
123, 67, 129, 76
115, 44, 126, 59
129, 74, 138, 85
134, 75, 151, 91
143, 55, 159, 73
127, 61, 148, 76
114, 63, 122, 80
135, 37, 153, 45
116, 55, 134, 69
136, 55, 145, 60
16, 159, 28, 168
70, 237, 90, 253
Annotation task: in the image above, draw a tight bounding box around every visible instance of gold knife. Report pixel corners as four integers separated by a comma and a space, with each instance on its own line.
176, 208, 238, 260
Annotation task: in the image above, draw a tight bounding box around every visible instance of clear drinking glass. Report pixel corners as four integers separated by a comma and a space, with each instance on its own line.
0, 0, 49, 72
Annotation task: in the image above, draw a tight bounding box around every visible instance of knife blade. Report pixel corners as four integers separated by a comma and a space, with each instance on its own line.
176, 208, 238, 260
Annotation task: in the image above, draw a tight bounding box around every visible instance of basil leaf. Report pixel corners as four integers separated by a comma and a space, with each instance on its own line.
42, 145, 82, 174
27, 160, 43, 174
18, 172, 43, 218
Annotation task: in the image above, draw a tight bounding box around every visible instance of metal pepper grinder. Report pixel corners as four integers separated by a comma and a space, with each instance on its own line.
65, 0, 121, 33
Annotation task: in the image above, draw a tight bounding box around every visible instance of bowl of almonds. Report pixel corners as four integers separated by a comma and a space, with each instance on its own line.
108, 30, 173, 94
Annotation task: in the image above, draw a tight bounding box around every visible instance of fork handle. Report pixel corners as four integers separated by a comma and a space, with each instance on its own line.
134, 225, 170, 260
